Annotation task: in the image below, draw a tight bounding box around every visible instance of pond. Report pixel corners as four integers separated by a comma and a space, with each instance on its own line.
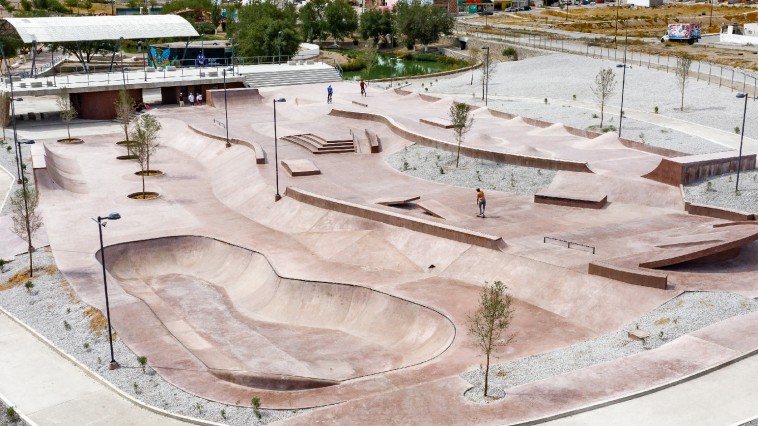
342, 53, 468, 80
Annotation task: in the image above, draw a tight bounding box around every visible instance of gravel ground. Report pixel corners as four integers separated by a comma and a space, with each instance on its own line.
462, 291, 758, 403
386, 144, 556, 195
0, 401, 26, 426
683, 169, 758, 214
401, 53, 750, 155
0, 250, 303, 425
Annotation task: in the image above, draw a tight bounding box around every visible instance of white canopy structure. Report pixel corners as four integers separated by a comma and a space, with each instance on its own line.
2, 15, 199, 43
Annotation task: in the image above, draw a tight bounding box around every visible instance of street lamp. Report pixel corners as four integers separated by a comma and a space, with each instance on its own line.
618, 20, 628, 138
224, 69, 230, 148
273, 97, 286, 201
277, 31, 282, 64
142, 39, 147, 82
735, 93, 749, 194
93, 212, 121, 370
483, 46, 490, 107
1, 43, 23, 184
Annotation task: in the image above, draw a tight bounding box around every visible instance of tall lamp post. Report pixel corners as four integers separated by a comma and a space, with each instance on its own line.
1, 43, 23, 184
735, 92, 749, 194
483, 46, 490, 107
142, 39, 147, 82
617, 20, 628, 138
277, 31, 282, 64
273, 97, 286, 201
94, 212, 121, 370
224, 69, 230, 148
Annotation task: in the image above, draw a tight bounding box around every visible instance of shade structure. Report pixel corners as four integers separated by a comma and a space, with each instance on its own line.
3, 15, 199, 43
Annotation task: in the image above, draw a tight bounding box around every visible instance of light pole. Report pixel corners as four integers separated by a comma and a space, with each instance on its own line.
277, 31, 282, 64
484, 46, 490, 107
94, 212, 121, 370
273, 97, 286, 201
142, 39, 147, 82
119, 37, 126, 89
618, 20, 628, 138
224, 69, 230, 148
1, 43, 23, 184
735, 93, 749, 194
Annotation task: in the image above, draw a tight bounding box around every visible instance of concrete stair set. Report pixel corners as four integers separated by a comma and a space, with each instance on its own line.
242, 67, 341, 88
281, 134, 355, 154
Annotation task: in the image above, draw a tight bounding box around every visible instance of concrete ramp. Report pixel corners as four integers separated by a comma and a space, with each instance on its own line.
103, 236, 455, 388
206, 87, 262, 108
42, 143, 88, 194
643, 151, 757, 186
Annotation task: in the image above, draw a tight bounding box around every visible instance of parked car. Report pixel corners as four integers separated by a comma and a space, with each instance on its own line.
519, 5, 531, 10
505, 7, 517, 12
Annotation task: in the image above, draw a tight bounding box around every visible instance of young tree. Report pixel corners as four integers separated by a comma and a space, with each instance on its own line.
449, 102, 474, 168
675, 53, 693, 111
479, 47, 499, 101
57, 87, 77, 141
10, 187, 42, 277
363, 46, 378, 80
469, 46, 482, 85
114, 89, 135, 154
325, 0, 358, 45
131, 113, 162, 197
467, 280, 515, 398
0, 93, 9, 143
591, 68, 617, 128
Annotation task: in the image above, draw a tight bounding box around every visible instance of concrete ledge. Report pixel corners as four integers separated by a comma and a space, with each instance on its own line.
365, 129, 381, 153
644, 151, 757, 186
685, 201, 756, 221
188, 124, 267, 164
351, 100, 368, 107
286, 186, 506, 251
281, 159, 321, 176
329, 109, 593, 173
534, 193, 607, 209
588, 262, 668, 289
420, 117, 453, 129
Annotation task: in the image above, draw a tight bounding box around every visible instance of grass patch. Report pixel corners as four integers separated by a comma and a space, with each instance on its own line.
84, 306, 108, 336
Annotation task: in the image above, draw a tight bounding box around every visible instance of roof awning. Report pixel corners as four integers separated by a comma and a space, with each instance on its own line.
3, 15, 199, 43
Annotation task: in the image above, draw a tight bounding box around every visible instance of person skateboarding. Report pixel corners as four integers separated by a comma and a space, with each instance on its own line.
360, 79, 366, 97
327, 85, 333, 104
476, 188, 486, 218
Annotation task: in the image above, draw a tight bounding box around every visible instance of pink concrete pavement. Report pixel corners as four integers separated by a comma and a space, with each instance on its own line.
30, 81, 758, 423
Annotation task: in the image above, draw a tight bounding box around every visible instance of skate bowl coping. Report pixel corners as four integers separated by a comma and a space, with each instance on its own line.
102, 235, 455, 390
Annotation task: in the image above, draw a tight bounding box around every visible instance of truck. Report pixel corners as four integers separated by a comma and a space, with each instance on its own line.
660, 23, 702, 45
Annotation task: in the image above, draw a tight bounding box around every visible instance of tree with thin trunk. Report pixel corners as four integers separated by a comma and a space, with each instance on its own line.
467, 280, 515, 398
0, 92, 9, 143
131, 113, 162, 197
449, 102, 474, 168
591, 68, 617, 128
114, 89, 135, 155
363, 46, 378, 80
57, 88, 77, 141
480, 47, 499, 101
10, 187, 42, 278
469, 46, 482, 85
675, 53, 693, 111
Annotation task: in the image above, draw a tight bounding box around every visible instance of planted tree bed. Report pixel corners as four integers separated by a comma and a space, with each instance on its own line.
56, 138, 83, 144
134, 170, 164, 177
127, 191, 160, 200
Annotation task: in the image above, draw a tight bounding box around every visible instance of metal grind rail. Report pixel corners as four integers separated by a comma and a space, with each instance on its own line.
543, 236, 596, 254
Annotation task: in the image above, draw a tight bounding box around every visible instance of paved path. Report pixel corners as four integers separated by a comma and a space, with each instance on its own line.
0, 311, 190, 426
0, 163, 12, 212
546, 353, 758, 426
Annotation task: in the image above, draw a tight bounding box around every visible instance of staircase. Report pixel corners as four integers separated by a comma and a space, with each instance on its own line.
281, 134, 355, 154
243, 67, 342, 88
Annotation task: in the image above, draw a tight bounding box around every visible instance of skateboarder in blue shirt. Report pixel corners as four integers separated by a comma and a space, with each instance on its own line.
327, 85, 333, 104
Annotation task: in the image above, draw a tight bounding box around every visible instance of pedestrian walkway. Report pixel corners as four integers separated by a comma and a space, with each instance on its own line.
546, 354, 758, 426
0, 163, 13, 212
0, 311, 194, 426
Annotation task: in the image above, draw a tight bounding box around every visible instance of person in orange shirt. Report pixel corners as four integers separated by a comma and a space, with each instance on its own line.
476, 188, 486, 218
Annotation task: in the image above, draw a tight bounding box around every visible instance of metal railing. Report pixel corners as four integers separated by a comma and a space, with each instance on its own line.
544, 236, 596, 254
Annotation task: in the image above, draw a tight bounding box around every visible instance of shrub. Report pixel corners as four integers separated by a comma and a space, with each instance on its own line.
25, 280, 34, 293
63, 320, 71, 330
340, 58, 366, 72
654, 106, 659, 113
735, 126, 741, 134
137, 355, 148, 373
251, 397, 262, 420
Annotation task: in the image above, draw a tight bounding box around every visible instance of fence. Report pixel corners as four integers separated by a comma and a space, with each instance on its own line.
458, 26, 758, 99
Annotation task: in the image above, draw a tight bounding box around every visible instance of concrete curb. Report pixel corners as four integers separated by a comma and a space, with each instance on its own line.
0, 388, 38, 426
511, 344, 758, 425
0, 306, 225, 426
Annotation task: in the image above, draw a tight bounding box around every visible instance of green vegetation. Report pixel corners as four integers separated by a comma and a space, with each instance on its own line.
232, 0, 300, 58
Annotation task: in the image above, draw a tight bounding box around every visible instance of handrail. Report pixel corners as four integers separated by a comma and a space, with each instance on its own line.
543, 236, 595, 254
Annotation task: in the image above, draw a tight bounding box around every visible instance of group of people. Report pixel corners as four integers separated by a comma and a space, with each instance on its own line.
178, 91, 203, 107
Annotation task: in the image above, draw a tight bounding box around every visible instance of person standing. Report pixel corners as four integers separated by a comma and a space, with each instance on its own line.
197, 92, 203, 105
188, 92, 195, 106
359, 80, 366, 97
327, 85, 333, 104
476, 188, 486, 218
179, 92, 184, 107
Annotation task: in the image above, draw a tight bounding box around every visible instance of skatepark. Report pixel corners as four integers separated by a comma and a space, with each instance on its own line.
2, 46, 758, 423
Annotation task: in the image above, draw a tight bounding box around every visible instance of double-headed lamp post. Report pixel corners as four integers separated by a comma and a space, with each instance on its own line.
735, 92, 749, 194
273, 98, 286, 201
94, 212, 121, 370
